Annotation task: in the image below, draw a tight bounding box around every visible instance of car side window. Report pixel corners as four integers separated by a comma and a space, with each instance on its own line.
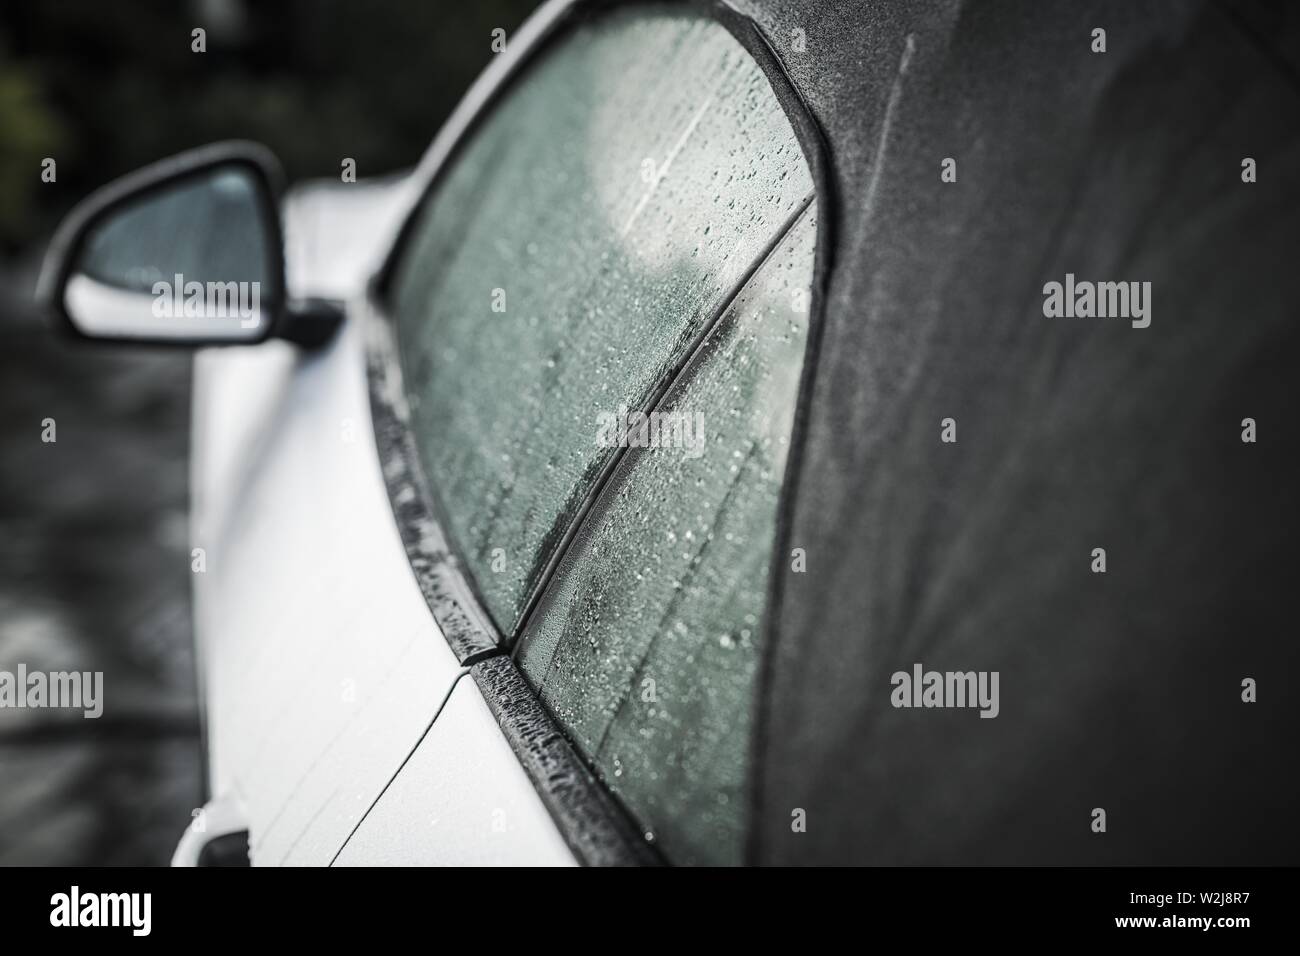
388, 7, 814, 632
517, 208, 818, 866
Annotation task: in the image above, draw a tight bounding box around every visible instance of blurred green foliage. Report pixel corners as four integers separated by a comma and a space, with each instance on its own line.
0, 0, 537, 255
0, 66, 67, 247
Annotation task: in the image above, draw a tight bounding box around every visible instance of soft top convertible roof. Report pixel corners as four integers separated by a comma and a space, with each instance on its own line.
738, 0, 1300, 864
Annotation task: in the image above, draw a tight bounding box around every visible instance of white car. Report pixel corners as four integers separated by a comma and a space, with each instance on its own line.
40, 0, 819, 867
38, 0, 1297, 867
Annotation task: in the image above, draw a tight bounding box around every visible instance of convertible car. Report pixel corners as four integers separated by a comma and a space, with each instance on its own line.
38, 0, 1299, 865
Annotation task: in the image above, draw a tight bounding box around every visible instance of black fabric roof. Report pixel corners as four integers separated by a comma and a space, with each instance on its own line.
733, 0, 1300, 863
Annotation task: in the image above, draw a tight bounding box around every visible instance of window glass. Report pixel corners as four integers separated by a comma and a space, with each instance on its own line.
389, 7, 813, 631
80, 171, 270, 294
517, 207, 818, 866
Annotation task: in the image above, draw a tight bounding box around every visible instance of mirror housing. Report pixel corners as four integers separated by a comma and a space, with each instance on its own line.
37, 141, 340, 348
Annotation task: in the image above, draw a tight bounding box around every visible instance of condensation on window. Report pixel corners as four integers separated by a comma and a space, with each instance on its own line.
389, 8, 814, 632
518, 207, 818, 866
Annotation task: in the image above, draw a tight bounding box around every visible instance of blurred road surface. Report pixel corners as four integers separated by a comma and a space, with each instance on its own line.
0, 258, 201, 865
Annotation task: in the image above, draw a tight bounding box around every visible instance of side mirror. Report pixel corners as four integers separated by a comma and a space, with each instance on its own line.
37, 141, 339, 347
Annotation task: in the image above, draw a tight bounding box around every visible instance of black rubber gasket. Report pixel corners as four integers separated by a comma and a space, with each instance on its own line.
471, 655, 664, 865
363, 0, 834, 866
366, 302, 502, 663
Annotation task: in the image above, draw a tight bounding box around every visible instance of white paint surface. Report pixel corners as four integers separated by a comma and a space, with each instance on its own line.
191, 179, 464, 865
335, 674, 575, 866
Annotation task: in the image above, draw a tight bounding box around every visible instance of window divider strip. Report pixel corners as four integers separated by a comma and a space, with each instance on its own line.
508, 190, 817, 653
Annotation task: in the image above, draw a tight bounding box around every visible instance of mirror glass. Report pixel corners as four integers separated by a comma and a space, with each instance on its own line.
64, 165, 278, 342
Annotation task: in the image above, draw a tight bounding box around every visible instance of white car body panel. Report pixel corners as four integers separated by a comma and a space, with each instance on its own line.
336, 673, 577, 867
190, 178, 571, 865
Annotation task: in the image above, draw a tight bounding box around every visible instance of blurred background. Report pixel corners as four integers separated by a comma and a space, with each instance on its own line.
0, 0, 535, 865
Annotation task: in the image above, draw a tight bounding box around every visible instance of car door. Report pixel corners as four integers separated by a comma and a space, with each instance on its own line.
336, 0, 823, 865
189, 175, 473, 866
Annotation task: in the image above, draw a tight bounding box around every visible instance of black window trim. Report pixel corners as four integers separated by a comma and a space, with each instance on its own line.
362, 0, 834, 866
